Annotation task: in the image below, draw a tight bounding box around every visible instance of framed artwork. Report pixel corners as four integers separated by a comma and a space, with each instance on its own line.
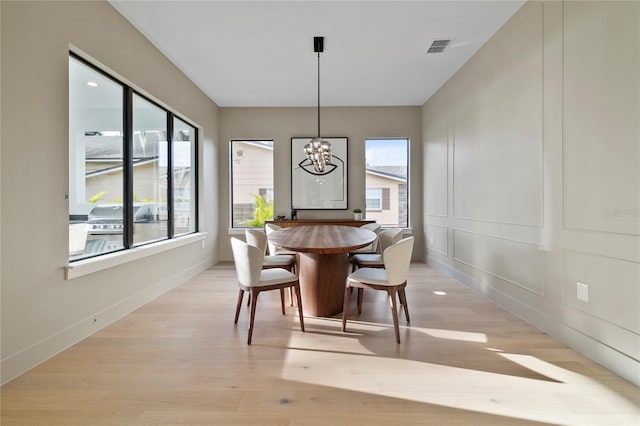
291, 137, 348, 210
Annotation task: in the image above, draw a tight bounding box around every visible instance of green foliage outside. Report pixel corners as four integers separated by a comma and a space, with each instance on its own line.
244, 194, 274, 227
88, 191, 106, 203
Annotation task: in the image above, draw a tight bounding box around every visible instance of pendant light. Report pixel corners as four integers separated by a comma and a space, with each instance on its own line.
303, 36, 332, 173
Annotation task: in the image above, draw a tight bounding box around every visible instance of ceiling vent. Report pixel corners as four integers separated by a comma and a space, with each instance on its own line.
427, 39, 451, 54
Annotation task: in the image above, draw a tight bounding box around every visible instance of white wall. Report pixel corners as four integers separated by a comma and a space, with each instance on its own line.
423, 1, 639, 385
219, 106, 423, 261
0, 1, 220, 384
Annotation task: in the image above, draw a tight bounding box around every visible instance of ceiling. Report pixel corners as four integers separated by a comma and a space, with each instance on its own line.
109, 1, 525, 107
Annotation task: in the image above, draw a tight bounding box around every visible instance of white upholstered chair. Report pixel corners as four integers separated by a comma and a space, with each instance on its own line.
351, 228, 404, 270
349, 222, 381, 255
343, 236, 414, 343
246, 228, 297, 306
245, 229, 296, 273
230, 237, 304, 345
350, 227, 405, 311
264, 223, 297, 256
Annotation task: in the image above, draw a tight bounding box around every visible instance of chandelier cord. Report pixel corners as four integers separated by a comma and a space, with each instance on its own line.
317, 51, 321, 138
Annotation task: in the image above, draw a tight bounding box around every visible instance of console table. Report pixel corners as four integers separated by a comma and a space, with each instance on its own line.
265, 219, 375, 229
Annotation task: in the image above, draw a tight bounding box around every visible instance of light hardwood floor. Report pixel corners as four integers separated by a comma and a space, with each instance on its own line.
1, 263, 638, 425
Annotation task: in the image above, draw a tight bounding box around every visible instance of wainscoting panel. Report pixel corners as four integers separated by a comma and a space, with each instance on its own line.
562, 1, 639, 236
424, 89, 449, 218
426, 224, 448, 256
563, 250, 640, 334
452, 1, 543, 227
453, 229, 545, 296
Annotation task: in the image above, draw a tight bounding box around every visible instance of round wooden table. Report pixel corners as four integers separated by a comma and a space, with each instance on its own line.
268, 225, 376, 317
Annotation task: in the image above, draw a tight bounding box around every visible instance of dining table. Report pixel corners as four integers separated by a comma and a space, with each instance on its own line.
267, 225, 376, 317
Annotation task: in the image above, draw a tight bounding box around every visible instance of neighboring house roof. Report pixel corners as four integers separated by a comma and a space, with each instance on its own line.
85, 158, 158, 178
85, 133, 162, 160
366, 165, 407, 182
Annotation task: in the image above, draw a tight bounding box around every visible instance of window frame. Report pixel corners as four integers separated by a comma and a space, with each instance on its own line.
69, 52, 199, 262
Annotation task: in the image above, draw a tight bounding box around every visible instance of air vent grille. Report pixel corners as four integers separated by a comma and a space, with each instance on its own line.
427, 39, 451, 54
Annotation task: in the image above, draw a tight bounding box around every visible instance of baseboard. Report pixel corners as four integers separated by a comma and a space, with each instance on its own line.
427, 256, 640, 387
1, 258, 214, 385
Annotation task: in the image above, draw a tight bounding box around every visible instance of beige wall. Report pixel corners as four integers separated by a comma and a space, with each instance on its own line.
219, 106, 423, 261
0, 1, 220, 384
423, 1, 639, 385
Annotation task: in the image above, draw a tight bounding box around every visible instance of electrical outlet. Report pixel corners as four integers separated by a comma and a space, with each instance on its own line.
577, 282, 589, 302
430, 236, 434, 245
201, 240, 205, 249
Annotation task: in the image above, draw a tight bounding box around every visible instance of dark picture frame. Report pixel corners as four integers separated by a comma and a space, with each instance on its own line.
291, 137, 348, 209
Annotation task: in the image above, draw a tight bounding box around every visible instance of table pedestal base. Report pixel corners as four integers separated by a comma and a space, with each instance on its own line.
297, 252, 350, 317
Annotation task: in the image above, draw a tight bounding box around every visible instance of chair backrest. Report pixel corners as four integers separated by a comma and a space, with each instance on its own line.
264, 223, 283, 255
383, 236, 414, 285
378, 228, 404, 253
245, 229, 268, 255
69, 223, 90, 255
360, 223, 381, 252
360, 222, 380, 232
230, 237, 263, 287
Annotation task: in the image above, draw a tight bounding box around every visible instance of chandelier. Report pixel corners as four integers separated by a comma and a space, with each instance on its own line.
304, 36, 332, 174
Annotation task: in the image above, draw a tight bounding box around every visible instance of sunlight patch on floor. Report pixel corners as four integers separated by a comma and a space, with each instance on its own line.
279, 320, 640, 425
413, 326, 488, 343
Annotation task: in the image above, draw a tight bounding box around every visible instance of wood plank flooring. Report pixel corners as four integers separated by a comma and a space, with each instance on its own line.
2, 262, 638, 425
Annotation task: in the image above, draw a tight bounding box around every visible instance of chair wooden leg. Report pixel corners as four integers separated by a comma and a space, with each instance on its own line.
279, 288, 286, 315
247, 294, 250, 307
234, 289, 245, 324
387, 288, 401, 344
294, 282, 305, 332
342, 282, 352, 332
248, 289, 259, 345
357, 288, 364, 314
289, 262, 296, 306
398, 287, 410, 323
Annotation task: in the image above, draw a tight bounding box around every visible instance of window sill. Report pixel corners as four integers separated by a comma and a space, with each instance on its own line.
228, 228, 252, 235
65, 232, 207, 280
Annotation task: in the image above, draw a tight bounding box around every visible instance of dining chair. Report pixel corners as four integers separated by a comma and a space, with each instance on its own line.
265, 223, 297, 256
351, 228, 404, 270
245, 228, 297, 306
230, 237, 304, 345
350, 227, 404, 312
342, 236, 414, 343
349, 222, 381, 256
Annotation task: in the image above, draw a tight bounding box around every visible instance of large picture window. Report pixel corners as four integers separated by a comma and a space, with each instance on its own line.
69, 54, 198, 261
365, 138, 409, 227
230, 140, 274, 228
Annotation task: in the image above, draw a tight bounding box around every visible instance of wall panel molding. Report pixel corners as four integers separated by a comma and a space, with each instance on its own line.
451, 1, 544, 228
562, 249, 640, 335
426, 223, 448, 256
562, 1, 640, 237
452, 228, 545, 296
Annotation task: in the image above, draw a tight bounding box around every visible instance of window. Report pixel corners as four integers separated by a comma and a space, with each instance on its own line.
173, 117, 197, 236
69, 54, 198, 262
230, 140, 274, 228
366, 188, 382, 210
365, 138, 409, 227
132, 94, 168, 246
